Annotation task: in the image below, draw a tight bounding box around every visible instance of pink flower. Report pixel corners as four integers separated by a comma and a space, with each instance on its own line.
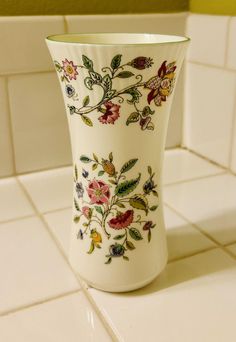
108, 210, 134, 230
98, 101, 120, 124
82, 206, 92, 219
87, 179, 110, 205
62, 58, 78, 80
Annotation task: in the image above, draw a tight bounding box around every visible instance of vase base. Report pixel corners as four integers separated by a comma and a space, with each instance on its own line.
77, 261, 167, 293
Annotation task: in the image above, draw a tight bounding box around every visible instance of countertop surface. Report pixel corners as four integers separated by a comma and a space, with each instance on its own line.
0, 148, 236, 342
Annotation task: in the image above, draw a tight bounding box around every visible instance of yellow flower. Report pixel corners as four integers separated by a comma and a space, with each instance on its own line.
90, 229, 102, 243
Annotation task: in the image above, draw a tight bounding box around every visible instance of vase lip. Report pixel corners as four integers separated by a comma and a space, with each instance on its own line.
46, 32, 190, 46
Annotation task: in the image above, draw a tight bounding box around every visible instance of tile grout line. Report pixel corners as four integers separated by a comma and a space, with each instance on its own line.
187, 59, 236, 73
4, 76, 17, 175
164, 202, 236, 261
1, 69, 55, 78
168, 246, 218, 264
0, 214, 36, 226
0, 289, 80, 317
15, 177, 120, 342
228, 76, 236, 172
164, 170, 227, 187
63, 15, 69, 33
223, 17, 231, 68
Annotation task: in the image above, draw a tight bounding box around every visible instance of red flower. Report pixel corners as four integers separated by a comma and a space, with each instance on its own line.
82, 206, 92, 219
108, 210, 134, 230
87, 179, 110, 205
98, 101, 120, 124
128, 56, 153, 70
145, 60, 176, 107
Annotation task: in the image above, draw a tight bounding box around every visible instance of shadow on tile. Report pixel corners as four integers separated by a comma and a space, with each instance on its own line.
114, 249, 235, 297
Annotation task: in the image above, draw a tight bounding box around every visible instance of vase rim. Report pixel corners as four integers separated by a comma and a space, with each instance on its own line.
46, 32, 190, 46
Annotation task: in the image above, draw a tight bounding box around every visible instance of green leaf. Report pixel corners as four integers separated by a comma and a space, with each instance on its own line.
73, 215, 80, 223
93, 153, 98, 162
92, 163, 98, 170
129, 228, 143, 241
116, 71, 134, 78
105, 257, 112, 264
104, 90, 116, 100
116, 202, 125, 208
82, 55, 93, 70
126, 240, 135, 250
83, 95, 90, 107
152, 190, 158, 197
108, 179, 117, 185
102, 74, 112, 91
142, 106, 155, 117
124, 88, 142, 104
87, 241, 95, 254
120, 158, 138, 174
74, 164, 78, 181
150, 205, 158, 211
74, 198, 80, 211
148, 166, 152, 175
148, 229, 151, 242
89, 71, 102, 83
115, 174, 141, 198
123, 255, 129, 261
98, 170, 105, 176
80, 155, 91, 163
129, 194, 148, 214
84, 77, 94, 90
109, 152, 113, 162
54, 60, 62, 72
126, 112, 140, 126
81, 115, 93, 127
111, 54, 122, 70
114, 234, 126, 240
95, 206, 103, 215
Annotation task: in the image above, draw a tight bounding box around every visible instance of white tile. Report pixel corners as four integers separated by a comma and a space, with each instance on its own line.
227, 243, 236, 257
0, 178, 34, 222
0, 292, 111, 342
44, 208, 72, 256
8, 72, 71, 173
230, 109, 236, 173
186, 14, 228, 66
19, 167, 72, 213
227, 17, 236, 70
0, 77, 14, 177
0, 16, 64, 74
163, 148, 223, 185
89, 249, 236, 342
165, 206, 215, 261
184, 63, 236, 167
164, 174, 236, 245
65, 13, 187, 149
0, 217, 79, 313
66, 13, 186, 35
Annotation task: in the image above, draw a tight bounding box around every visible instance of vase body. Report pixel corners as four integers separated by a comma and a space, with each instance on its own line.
46, 33, 189, 292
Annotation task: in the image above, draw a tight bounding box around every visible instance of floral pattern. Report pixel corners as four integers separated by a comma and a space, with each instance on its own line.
54, 55, 177, 131
73, 152, 158, 264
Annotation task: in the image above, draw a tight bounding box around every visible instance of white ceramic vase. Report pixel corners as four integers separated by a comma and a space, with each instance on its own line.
46, 33, 189, 292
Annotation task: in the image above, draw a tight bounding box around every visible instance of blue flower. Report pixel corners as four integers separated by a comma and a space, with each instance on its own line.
65, 84, 75, 98
75, 182, 84, 198
68, 105, 76, 115
77, 229, 83, 240
109, 243, 125, 257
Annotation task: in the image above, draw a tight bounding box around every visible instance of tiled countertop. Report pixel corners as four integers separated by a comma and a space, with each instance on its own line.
0, 148, 236, 342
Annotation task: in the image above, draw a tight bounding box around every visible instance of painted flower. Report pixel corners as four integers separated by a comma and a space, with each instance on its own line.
75, 182, 84, 198
68, 105, 76, 115
128, 56, 153, 70
82, 206, 92, 219
77, 229, 83, 240
87, 179, 110, 205
65, 84, 75, 98
62, 58, 78, 80
143, 177, 156, 194
90, 229, 102, 243
140, 116, 154, 131
109, 243, 125, 257
143, 221, 153, 231
101, 159, 116, 176
145, 60, 176, 107
108, 210, 134, 230
98, 101, 120, 125
82, 168, 89, 178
